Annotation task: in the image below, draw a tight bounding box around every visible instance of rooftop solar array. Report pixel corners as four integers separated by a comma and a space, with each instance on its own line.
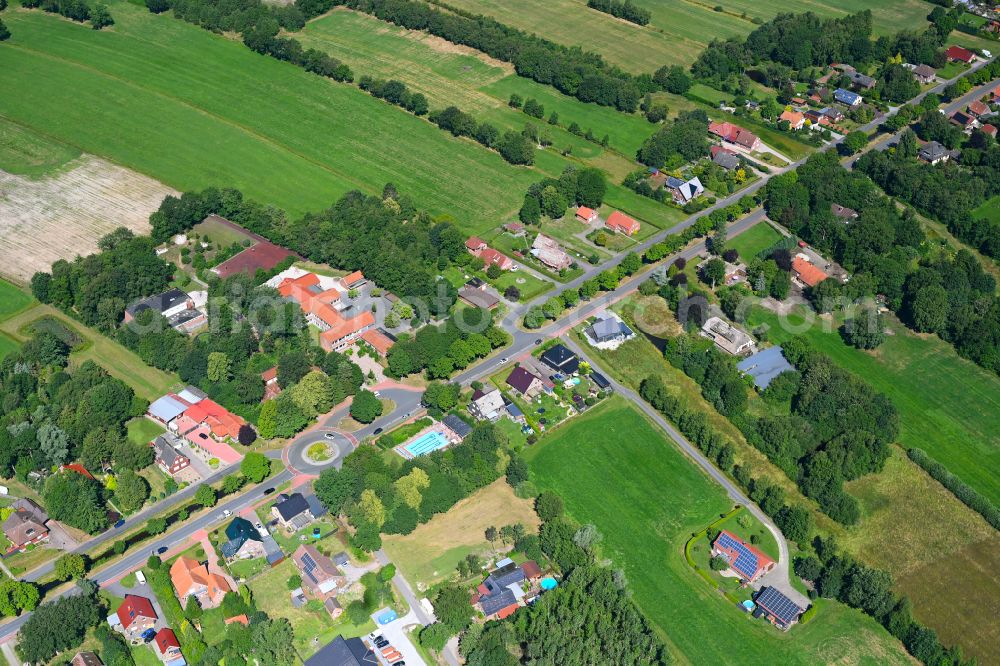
755, 586, 803, 623
301, 551, 319, 584
715, 532, 760, 579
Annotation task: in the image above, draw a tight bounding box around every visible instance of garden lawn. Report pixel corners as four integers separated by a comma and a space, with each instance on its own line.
0, 303, 177, 402
250, 558, 375, 659
524, 396, 911, 664
727, 222, 783, 260
0, 4, 542, 234
127, 417, 166, 446
0, 116, 81, 178
973, 194, 1000, 225
746, 305, 1000, 506
381, 479, 539, 591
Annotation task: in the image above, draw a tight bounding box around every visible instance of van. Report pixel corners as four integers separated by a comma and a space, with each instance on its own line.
135, 571, 147, 585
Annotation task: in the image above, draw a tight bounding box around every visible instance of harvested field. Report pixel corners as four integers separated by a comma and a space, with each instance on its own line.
0, 155, 175, 283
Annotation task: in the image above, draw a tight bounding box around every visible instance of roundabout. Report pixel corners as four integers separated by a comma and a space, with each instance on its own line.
289, 428, 357, 470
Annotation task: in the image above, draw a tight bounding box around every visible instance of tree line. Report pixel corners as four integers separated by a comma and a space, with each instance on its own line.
586, 0, 650, 25
518, 164, 608, 225
22, 0, 113, 29
766, 151, 1000, 376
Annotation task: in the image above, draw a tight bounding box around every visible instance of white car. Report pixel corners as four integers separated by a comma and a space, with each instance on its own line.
222, 509, 233, 518
135, 571, 147, 585
255, 521, 269, 537
373, 390, 381, 398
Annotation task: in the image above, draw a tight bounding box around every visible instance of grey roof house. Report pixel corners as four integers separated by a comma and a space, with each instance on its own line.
304, 636, 376, 666
271, 493, 313, 531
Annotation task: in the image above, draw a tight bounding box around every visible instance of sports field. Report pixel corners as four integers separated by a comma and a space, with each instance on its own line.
0, 4, 542, 233
746, 305, 1000, 507
440, 0, 934, 71
525, 396, 911, 664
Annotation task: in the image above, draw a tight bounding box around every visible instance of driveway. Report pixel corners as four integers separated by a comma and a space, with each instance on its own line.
46, 522, 80, 551
369, 608, 424, 666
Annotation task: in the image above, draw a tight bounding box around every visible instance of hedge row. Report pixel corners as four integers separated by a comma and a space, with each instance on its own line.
907, 447, 999, 530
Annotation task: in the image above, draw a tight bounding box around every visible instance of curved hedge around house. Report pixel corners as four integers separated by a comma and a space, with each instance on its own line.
907, 447, 1000, 530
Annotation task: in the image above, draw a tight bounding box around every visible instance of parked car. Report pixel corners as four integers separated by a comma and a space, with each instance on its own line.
373, 390, 381, 398
114, 519, 126, 529
141, 629, 156, 643
373, 427, 383, 435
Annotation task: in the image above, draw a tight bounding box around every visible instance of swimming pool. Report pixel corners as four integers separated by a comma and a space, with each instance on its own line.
540, 577, 558, 591
403, 430, 451, 458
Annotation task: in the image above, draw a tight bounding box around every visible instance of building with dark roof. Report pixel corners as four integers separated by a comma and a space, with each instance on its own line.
442, 414, 473, 440
754, 587, 804, 630
304, 636, 377, 666
833, 88, 862, 106
152, 433, 191, 476
918, 140, 952, 164
540, 344, 579, 375
590, 371, 611, 390
71, 652, 103, 666
473, 559, 529, 619
124, 289, 191, 323
271, 493, 313, 530
221, 517, 265, 560
458, 285, 500, 310
505, 366, 543, 399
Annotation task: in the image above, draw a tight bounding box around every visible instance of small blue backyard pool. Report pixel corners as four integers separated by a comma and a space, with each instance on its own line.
742, 600, 755, 612
540, 577, 558, 591
403, 430, 450, 458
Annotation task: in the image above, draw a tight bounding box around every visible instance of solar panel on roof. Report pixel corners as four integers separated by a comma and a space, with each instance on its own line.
756, 587, 802, 623
716, 532, 760, 578
301, 552, 319, 583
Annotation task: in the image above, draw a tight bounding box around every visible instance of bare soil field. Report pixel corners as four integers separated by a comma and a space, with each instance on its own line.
0, 155, 175, 283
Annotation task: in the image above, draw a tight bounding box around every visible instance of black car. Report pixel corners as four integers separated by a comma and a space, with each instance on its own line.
374, 639, 389, 649
263, 487, 276, 495
373, 427, 383, 435
535, 338, 542, 345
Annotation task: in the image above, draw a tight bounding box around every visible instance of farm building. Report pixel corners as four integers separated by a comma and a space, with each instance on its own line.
712, 530, 775, 584
833, 88, 862, 106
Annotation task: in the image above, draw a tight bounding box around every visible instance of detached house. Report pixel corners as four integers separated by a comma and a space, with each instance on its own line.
711, 145, 740, 170
575, 206, 599, 224
791, 257, 828, 288
945, 45, 976, 63
152, 433, 191, 477
918, 140, 952, 164
709, 121, 761, 151
911, 63, 937, 84
701, 317, 755, 356
754, 587, 804, 631
470, 558, 532, 620
221, 517, 265, 560
469, 389, 507, 422
271, 493, 314, 531
540, 344, 580, 375
153, 628, 183, 664
170, 555, 231, 609
665, 177, 705, 205
605, 211, 642, 235
531, 235, 572, 271
2, 498, 49, 553
292, 544, 347, 604
115, 595, 157, 639
712, 530, 775, 584
505, 366, 544, 400
779, 109, 805, 130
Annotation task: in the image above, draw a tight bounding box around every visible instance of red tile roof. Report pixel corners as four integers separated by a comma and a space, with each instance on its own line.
982, 124, 997, 137
343, 271, 365, 287
184, 399, 244, 440
479, 247, 513, 270
575, 206, 597, 222
225, 614, 250, 626
709, 121, 759, 150
277, 272, 320, 299
465, 237, 487, 251
361, 329, 394, 356
792, 257, 828, 287
117, 595, 156, 630
61, 463, 94, 480
154, 628, 180, 654
496, 604, 520, 619
606, 211, 640, 235
261, 366, 278, 382
711, 145, 736, 158
779, 110, 805, 127
320, 311, 375, 349
968, 100, 990, 117
521, 560, 542, 579
946, 45, 975, 63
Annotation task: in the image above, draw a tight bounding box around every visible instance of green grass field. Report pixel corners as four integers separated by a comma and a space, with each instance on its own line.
746, 305, 1000, 506
127, 417, 166, 445
442, 0, 934, 71
0, 4, 545, 233
973, 194, 1000, 225
0, 116, 81, 177
525, 396, 911, 664
0, 279, 34, 320
728, 222, 783, 259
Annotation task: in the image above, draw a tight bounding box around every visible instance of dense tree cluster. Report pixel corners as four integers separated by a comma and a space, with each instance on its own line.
519, 165, 608, 224
662, 334, 897, 525
16, 580, 103, 664
523, 253, 643, 329
315, 423, 510, 550
358, 76, 428, 115
586, 0, 649, 25
386, 311, 510, 379
21, 0, 113, 29
637, 109, 711, 169
857, 137, 1000, 262
0, 335, 149, 522
795, 537, 970, 666
768, 151, 1000, 375
313, 0, 647, 111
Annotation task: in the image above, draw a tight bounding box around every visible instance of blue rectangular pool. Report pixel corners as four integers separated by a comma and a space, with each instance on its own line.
403, 430, 450, 457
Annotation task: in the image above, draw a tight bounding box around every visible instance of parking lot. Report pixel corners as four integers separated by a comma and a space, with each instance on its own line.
368, 607, 424, 665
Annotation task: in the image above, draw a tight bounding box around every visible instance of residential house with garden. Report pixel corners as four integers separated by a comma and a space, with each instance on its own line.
711, 530, 775, 585
469, 388, 507, 422
271, 493, 314, 531
540, 344, 580, 376
2, 499, 49, 553
530, 234, 572, 271
113, 595, 157, 640
754, 586, 804, 631
701, 317, 755, 356
153, 628, 183, 665
221, 517, 266, 560
170, 555, 231, 609
709, 121, 761, 152
505, 366, 544, 400
151, 433, 192, 478
292, 544, 347, 617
